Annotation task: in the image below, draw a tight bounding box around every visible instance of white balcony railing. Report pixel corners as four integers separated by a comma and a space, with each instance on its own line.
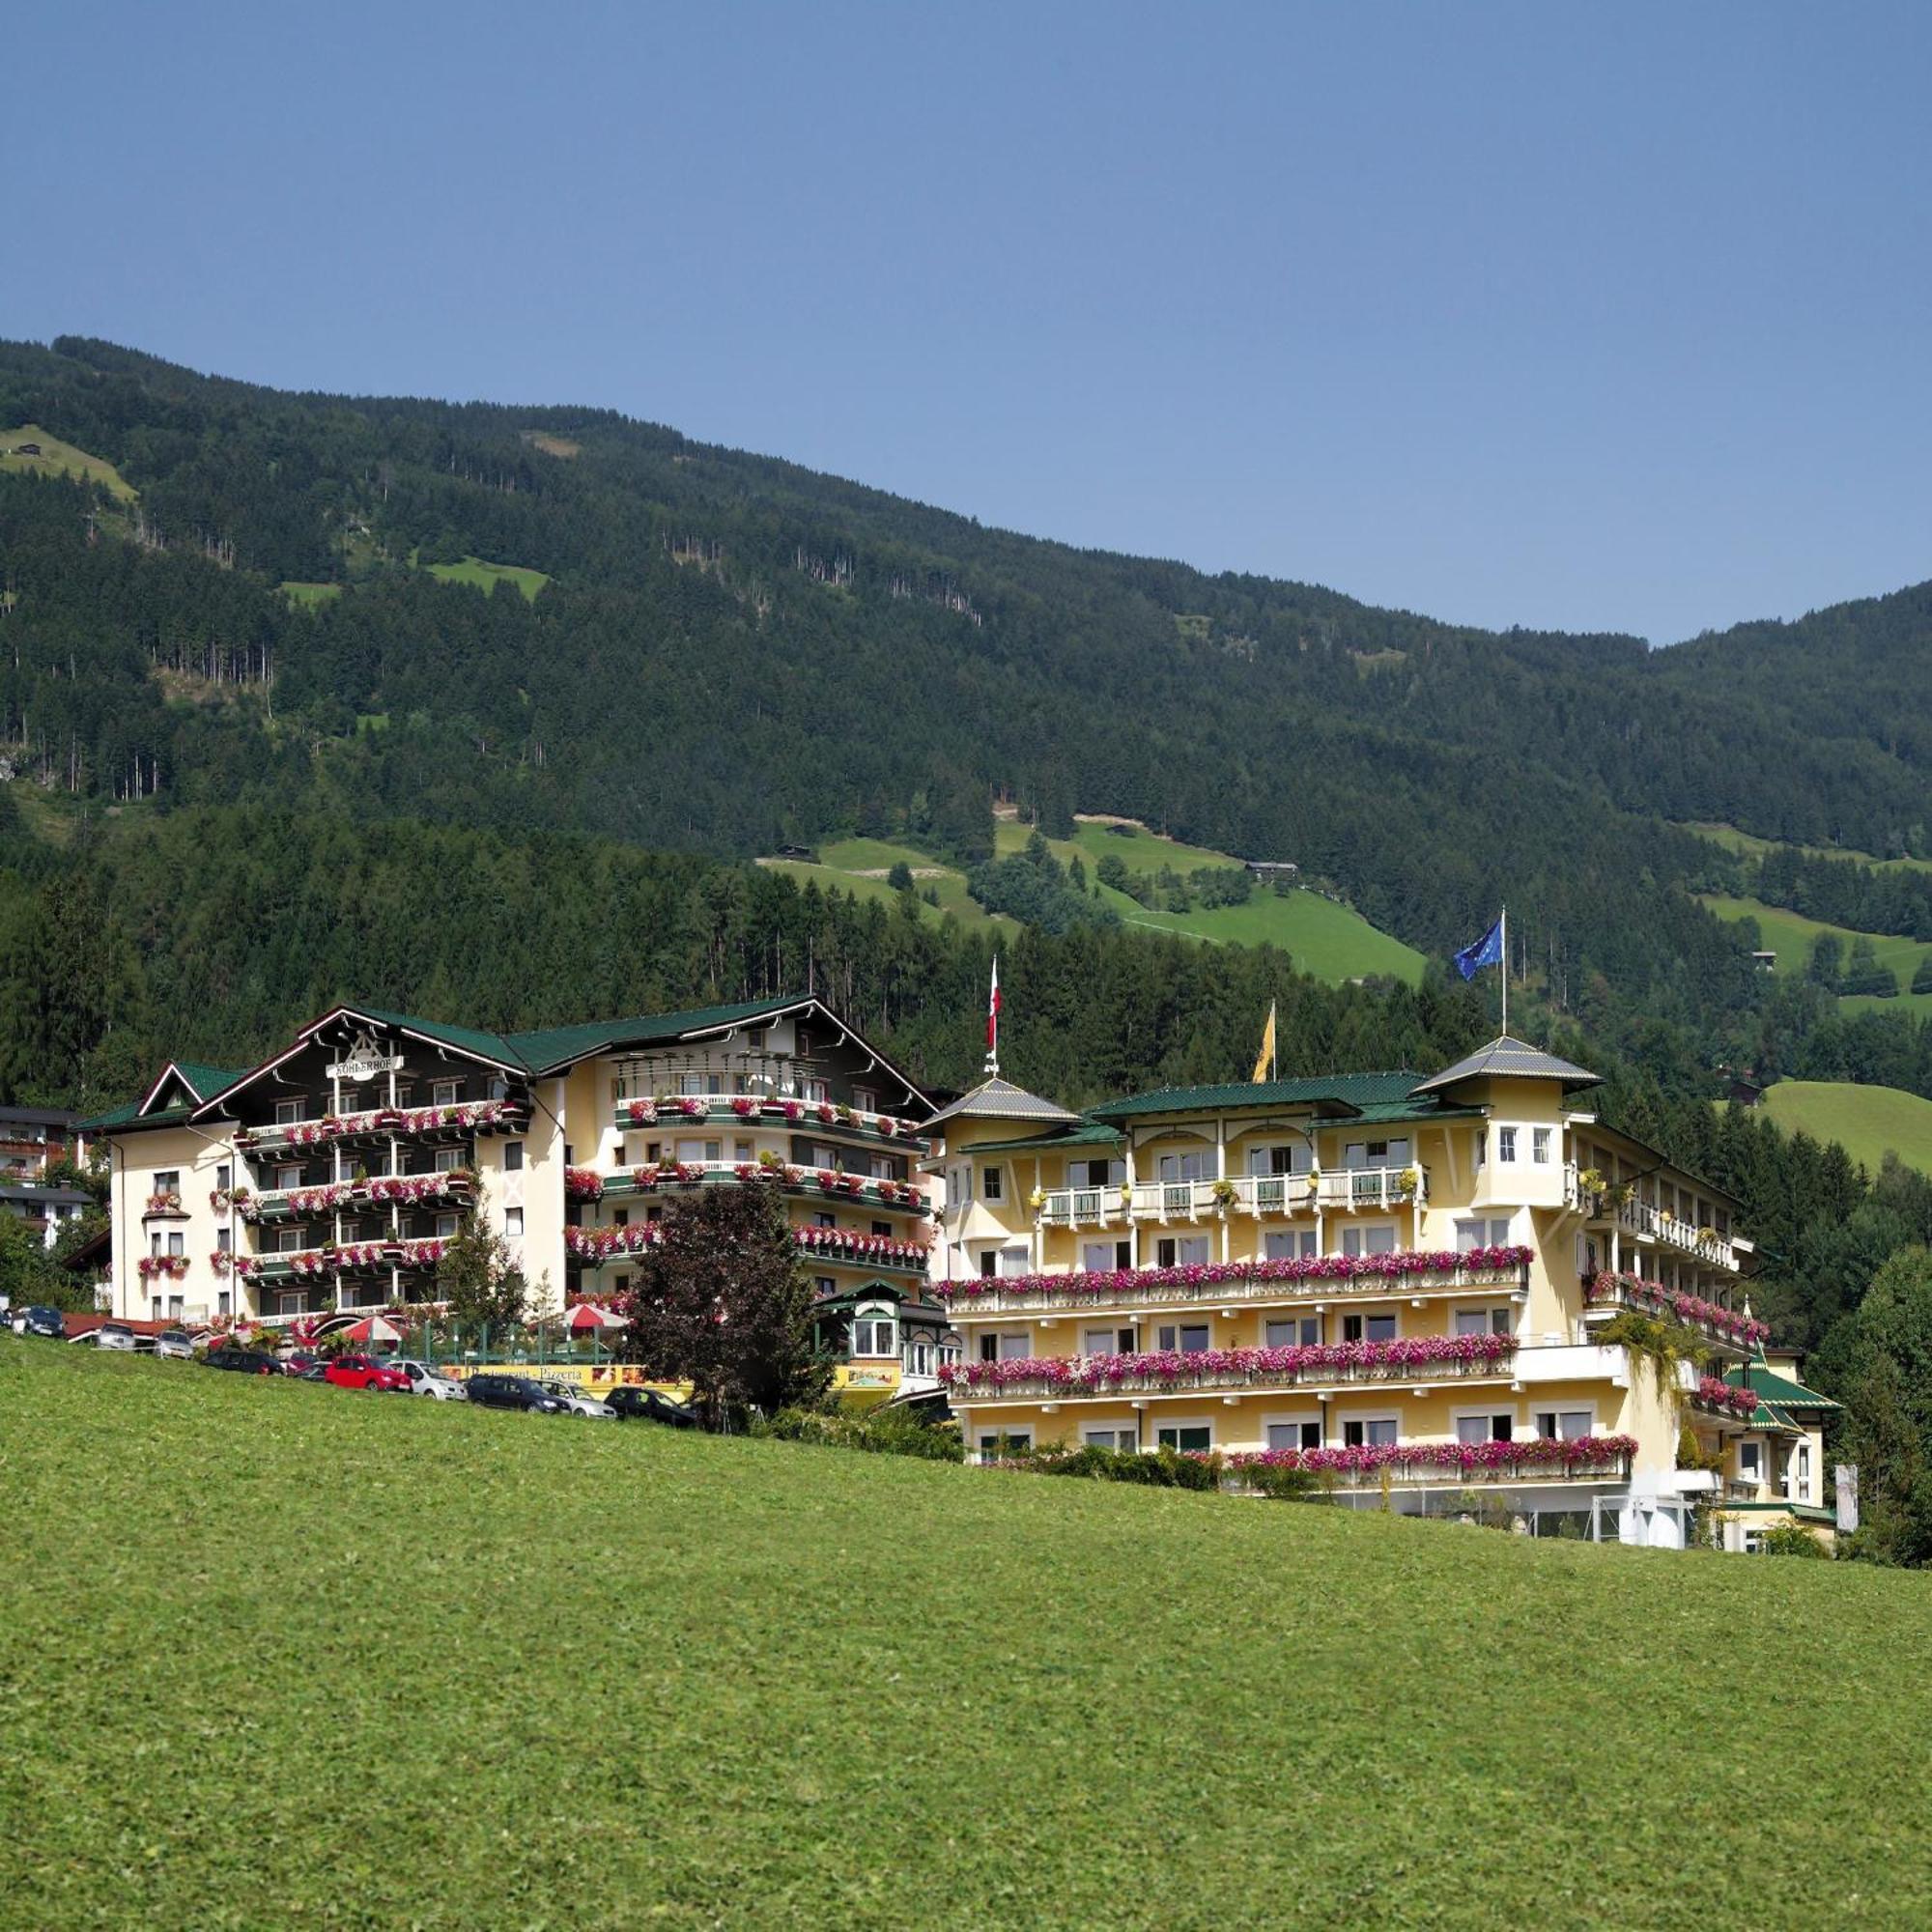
1562, 1167, 1737, 1272
1037, 1167, 1421, 1228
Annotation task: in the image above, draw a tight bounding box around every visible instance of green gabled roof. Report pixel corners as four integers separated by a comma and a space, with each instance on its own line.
80, 1060, 250, 1132
176, 1062, 249, 1102
348, 1007, 525, 1069
505, 996, 808, 1073
1729, 1358, 1839, 1412
1092, 1071, 1478, 1123
967, 1122, 1122, 1157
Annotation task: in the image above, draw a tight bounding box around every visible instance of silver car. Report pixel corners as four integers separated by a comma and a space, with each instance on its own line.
94, 1322, 137, 1352
391, 1358, 469, 1401
542, 1380, 615, 1418
156, 1329, 196, 1360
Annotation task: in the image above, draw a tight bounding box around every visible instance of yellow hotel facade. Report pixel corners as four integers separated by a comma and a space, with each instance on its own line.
926, 1038, 1779, 1545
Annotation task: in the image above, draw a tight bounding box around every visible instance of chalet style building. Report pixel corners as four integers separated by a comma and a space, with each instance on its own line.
87, 997, 954, 1396
925, 1037, 1787, 1545
0, 1104, 92, 1250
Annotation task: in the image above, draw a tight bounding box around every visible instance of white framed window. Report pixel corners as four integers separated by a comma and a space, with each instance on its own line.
1155, 1321, 1211, 1353
1247, 1144, 1306, 1177
276, 1227, 306, 1254
504, 1208, 524, 1236
850, 1306, 897, 1356
1155, 1236, 1210, 1267
1265, 1419, 1322, 1452
1532, 1127, 1552, 1164
1264, 1316, 1321, 1347
436, 1212, 460, 1237
1793, 1443, 1812, 1500
1739, 1440, 1763, 1481
1341, 1225, 1397, 1257
1455, 1410, 1515, 1444
1081, 1325, 1133, 1355
275, 1292, 303, 1316
1156, 1151, 1210, 1183
981, 1165, 1004, 1202
1080, 1240, 1119, 1273
1456, 1216, 1516, 1252
167, 1294, 184, 1318
1155, 1423, 1213, 1454
1342, 1311, 1397, 1344
1497, 1126, 1518, 1163
675, 1137, 722, 1164
975, 1332, 1031, 1362
1264, 1230, 1318, 1261
852, 1086, 877, 1114
1342, 1416, 1400, 1448
977, 1430, 1032, 1464
434, 1147, 464, 1173
215, 1162, 232, 1190
150, 1295, 162, 1321
735, 1139, 754, 1163
998, 1244, 1030, 1278
1536, 1408, 1594, 1441
276, 1164, 302, 1191
1453, 1307, 1513, 1338
274, 1099, 304, 1125
166, 1233, 185, 1258
216, 1290, 232, 1318
801, 1077, 830, 1103
1084, 1426, 1137, 1451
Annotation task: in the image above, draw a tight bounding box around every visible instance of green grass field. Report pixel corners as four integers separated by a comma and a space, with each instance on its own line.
425, 554, 551, 601
4, 1343, 1928, 1928
1756, 1080, 1932, 1177
279, 580, 343, 608
1699, 895, 1932, 1012
1689, 821, 1932, 876
0, 423, 137, 502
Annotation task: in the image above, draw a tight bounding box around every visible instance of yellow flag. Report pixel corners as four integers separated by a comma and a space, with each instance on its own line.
1251, 1001, 1276, 1082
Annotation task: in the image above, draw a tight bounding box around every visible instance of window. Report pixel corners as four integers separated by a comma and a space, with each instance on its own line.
436, 1212, 460, 1238
1084, 1426, 1138, 1451
735, 1140, 754, 1163
277, 1227, 306, 1254
504, 1208, 524, 1237
1342, 1225, 1397, 1257
802, 1078, 830, 1104
613, 1274, 630, 1295
613, 1209, 629, 1228
871, 1219, 893, 1237
1154, 1323, 1210, 1353
977, 1431, 1031, 1464
852, 1086, 877, 1114
1264, 1316, 1321, 1348
1156, 1151, 1209, 1183
215, 1163, 232, 1190
850, 1310, 896, 1356
981, 1166, 1004, 1202
276, 1165, 302, 1191
1074, 1157, 1125, 1189
814, 1275, 836, 1296
999, 1245, 1030, 1278
1536, 1409, 1593, 1441
504, 1141, 524, 1172
216, 1228, 232, 1254
434, 1147, 464, 1173
150, 1296, 162, 1321
1082, 1326, 1133, 1355
1454, 1308, 1512, 1337
1794, 1444, 1812, 1499
1739, 1440, 1763, 1481
904, 1338, 935, 1377
1155, 1236, 1210, 1267
814, 1211, 838, 1230
1532, 1127, 1552, 1164
978, 1251, 999, 1279
432, 1079, 462, 1107
1266, 1420, 1322, 1452
1080, 1241, 1117, 1273
167, 1293, 184, 1319
155, 1169, 181, 1195
1264, 1230, 1318, 1262
1456, 1216, 1514, 1252
274, 1099, 304, 1125
1456, 1413, 1514, 1444
1248, 1145, 1305, 1177
216, 1291, 232, 1318
978, 1332, 1031, 1361
1343, 1418, 1400, 1448
1342, 1313, 1396, 1344
1156, 1425, 1212, 1454
1497, 1126, 1518, 1163
167, 1233, 185, 1258
676, 1138, 722, 1164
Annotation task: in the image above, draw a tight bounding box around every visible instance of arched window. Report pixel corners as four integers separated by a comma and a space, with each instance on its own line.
850, 1300, 897, 1358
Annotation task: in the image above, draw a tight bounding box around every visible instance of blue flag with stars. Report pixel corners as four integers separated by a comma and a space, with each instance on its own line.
1454, 915, 1504, 980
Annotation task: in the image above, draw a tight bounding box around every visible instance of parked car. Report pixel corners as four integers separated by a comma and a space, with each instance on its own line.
94, 1322, 137, 1351
295, 1363, 330, 1381
605, 1386, 702, 1429
390, 1359, 468, 1401
15, 1305, 67, 1340
464, 1374, 567, 1414
282, 1350, 323, 1378
323, 1353, 412, 1392
205, 1347, 282, 1376
156, 1329, 195, 1360
542, 1380, 615, 1418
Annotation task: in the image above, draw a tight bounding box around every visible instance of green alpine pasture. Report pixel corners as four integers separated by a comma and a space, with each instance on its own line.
425, 554, 551, 601
0, 423, 136, 503
1756, 1079, 1932, 1178
1689, 821, 1932, 876
1699, 894, 1932, 1014
759, 821, 1423, 983
279, 580, 343, 608
6, 1343, 1929, 1929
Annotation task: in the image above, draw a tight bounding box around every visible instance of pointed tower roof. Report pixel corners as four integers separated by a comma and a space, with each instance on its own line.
924, 1076, 1082, 1130
1410, 1035, 1599, 1097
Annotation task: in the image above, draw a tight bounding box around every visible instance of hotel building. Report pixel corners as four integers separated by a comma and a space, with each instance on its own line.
87, 996, 952, 1395
926, 1038, 1791, 1543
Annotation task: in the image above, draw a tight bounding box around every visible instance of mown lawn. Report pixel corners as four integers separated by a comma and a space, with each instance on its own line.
4, 1343, 1928, 1929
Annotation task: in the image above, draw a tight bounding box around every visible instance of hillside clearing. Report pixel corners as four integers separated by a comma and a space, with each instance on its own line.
1688, 821, 1932, 876
5, 1342, 1929, 1928
424, 554, 550, 600
279, 580, 342, 608
1699, 894, 1930, 1006
0, 422, 136, 502
1754, 1080, 1932, 1177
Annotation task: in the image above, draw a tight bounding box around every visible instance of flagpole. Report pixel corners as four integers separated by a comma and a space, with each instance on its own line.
1270, 999, 1277, 1080
1500, 905, 1508, 1036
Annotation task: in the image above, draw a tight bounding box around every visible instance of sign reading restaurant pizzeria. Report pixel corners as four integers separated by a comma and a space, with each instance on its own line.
326, 1027, 405, 1084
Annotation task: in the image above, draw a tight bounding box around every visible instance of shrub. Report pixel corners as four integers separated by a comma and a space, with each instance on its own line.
758, 1406, 960, 1462
1756, 1520, 1829, 1558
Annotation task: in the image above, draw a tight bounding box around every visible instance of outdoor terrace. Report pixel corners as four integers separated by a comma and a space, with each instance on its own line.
1037, 1164, 1421, 1228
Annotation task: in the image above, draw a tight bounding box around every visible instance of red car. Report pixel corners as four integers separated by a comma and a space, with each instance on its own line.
323, 1353, 411, 1392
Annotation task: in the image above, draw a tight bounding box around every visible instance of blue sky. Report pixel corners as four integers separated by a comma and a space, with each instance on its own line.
5, 0, 1928, 643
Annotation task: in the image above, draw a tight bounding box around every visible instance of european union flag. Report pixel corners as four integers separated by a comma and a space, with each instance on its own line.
1454, 915, 1504, 980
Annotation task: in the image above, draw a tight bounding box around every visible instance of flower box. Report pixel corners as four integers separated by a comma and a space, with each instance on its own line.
565, 1166, 605, 1203
1585, 1271, 1767, 1347
1228, 1434, 1639, 1481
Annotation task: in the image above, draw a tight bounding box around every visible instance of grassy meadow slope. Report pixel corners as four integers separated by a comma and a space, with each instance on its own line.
4, 1343, 1929, 1930
1699, 894, 1932, 1016
1758, 1080, 1932, 1177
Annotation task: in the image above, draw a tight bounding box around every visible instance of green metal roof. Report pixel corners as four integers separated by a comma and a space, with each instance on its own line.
965, 1122, 1123, 1157
1728, 1358, 1839, 1412
505, 996, 808, 1073
1089, 1071, 1492, 1125
176, 1062, 249, 1102
349, 1007, 526, 1069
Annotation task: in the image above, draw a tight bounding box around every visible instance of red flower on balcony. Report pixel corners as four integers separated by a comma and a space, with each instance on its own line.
565, 1167, 605, 1203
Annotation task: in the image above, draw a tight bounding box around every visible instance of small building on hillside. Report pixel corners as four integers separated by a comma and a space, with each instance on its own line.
0, 1180, 95, 1251
1719, 1347, 1842, 1551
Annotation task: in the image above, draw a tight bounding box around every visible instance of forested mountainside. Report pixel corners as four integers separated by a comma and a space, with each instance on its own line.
1, 331, 1929, 1113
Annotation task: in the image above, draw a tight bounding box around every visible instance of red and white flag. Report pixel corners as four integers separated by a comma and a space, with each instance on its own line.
985, 955, 1002, 1070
